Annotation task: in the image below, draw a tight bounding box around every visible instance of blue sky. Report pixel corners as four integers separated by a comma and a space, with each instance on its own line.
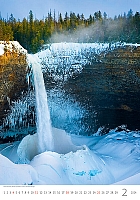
0, 0, 140, 20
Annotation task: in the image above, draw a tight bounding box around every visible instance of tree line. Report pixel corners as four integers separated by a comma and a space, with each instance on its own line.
0, 9, 140, 53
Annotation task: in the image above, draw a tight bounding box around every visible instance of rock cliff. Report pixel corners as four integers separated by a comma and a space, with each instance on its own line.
0, 41, 28, 125
63, 44, 140, 131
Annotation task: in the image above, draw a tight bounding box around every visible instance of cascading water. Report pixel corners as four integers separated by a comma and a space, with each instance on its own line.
28, 54, 54, 153
17, 42, 120, 158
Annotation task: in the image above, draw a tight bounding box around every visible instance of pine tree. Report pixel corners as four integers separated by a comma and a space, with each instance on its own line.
1, 9, 140, 53
64, 12, 70, 30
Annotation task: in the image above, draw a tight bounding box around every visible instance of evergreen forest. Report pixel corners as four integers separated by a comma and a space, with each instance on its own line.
0, 9, 140, 53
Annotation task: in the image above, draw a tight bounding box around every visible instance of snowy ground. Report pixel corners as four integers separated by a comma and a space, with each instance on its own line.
0, 127, 140, 185
0, 41, 27, 55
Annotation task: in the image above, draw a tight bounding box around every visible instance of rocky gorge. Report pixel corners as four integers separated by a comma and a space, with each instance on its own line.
1, 41, 140, 140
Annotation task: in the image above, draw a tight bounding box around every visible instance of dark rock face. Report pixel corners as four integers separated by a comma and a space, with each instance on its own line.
63, 45, 140, 132
0, 42, 28, 125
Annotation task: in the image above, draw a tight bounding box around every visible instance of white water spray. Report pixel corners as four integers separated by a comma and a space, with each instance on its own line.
28, 54, 54, 153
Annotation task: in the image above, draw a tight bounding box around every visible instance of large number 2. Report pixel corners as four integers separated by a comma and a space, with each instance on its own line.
122, 188, 127, 196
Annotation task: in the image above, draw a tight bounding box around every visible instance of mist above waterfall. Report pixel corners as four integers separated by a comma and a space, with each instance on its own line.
50, 24, 102, 43
50, 19, 127, 44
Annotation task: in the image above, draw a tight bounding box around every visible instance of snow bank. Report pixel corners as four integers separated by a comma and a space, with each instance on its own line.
0, 128, 140, 185
30, 146, 114, 185
0, 43, 4, 55
0, 41, 27, 55
0, 154, 38, 185
114, 173, 140, 185
30, 151, 71, 185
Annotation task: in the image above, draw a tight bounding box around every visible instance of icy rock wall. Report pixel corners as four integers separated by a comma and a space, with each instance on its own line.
0, 41, 28, 126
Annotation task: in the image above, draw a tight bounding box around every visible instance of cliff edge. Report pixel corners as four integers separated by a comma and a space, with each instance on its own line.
0, 41, 28, 125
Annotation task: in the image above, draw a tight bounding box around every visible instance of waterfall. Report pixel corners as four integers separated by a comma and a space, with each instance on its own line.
28, 54, 54, 153
26, 43, 114, 154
